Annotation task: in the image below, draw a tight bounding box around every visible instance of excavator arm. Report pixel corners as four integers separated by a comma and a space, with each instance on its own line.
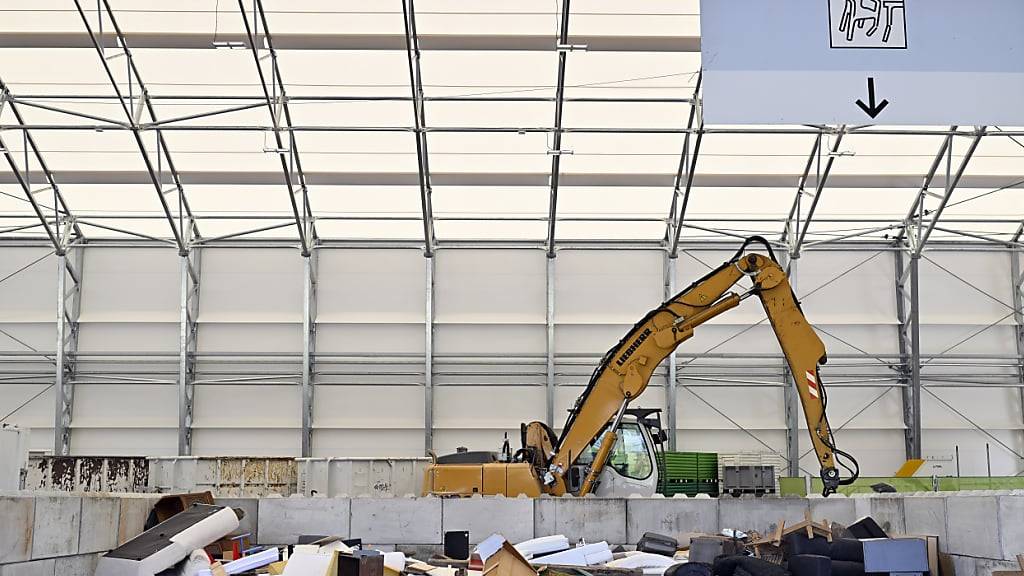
544, 236, 858, 497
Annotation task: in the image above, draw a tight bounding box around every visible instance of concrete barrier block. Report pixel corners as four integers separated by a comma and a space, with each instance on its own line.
258, 497, 350, 545
351, 498, 441, 545
442, 497, 534, 544
626, 498, 718, 545
31, 496, 80, 559
718, 497, 809, 536
216, 498, 259, 542
78, 497, 120, 554
950, 555, 977, 576
53, 554, 100, 576
117, 495, 159, 546
808, 497, 857, 527
0, 497, 34, 564
997, 495, 1024, 561
535, 498, 627, 545
868, 496, 905, 535
903, 496, 947, 545
946, 496, 1000, 558
0, 559, 55, 576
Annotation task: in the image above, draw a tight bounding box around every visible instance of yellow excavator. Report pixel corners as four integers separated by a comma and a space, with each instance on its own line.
423, 236, 859, 498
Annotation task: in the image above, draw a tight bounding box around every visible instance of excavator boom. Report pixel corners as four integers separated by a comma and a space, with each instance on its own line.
544, 236, 857, 496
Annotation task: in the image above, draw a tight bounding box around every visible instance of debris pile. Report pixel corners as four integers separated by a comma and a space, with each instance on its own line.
93, 496, 958, 576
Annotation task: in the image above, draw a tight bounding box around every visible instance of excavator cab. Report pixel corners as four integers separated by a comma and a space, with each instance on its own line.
569, 408, 665, 497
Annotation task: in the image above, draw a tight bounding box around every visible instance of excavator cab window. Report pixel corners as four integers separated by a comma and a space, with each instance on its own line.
577, 423, 654, 481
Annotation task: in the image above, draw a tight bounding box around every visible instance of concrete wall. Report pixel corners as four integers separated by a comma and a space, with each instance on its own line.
0, 492, 160, 576
3, 492, 1024, 576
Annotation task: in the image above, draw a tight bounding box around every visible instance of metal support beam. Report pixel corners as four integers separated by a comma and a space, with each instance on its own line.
895, 244, 922, 459
546, 0, 572, 258
912, 128, 987, 257
72, 0, 199, 253
53, 246, 83, 455
0, 79, 83, 250
546, 257, 556, 428
236, 0, 315, 256
897, 128, 957, 243
177, 250, 201, 455
1011, 248, 1024, 437
782, 133, 822, 245
401, 0, 436, 257
666, 72, 703, 253
779, 251, 800, 475
668, 129, 705, 258
790, 128, 846, 258
663, 253, 678, 450
301, 252, 317, 456
424, 255, 435, 453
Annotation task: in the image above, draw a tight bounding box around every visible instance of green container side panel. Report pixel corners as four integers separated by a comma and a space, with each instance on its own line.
779, 476, 1024, 497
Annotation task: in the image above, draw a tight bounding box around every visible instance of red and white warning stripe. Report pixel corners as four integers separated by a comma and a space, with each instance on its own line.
806, 370, 820, 398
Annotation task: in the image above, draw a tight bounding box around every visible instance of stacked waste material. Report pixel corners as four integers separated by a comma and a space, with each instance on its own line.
92, 495, 947, 576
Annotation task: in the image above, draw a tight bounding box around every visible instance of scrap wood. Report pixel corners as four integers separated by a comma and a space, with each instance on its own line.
539, 564, 642, 576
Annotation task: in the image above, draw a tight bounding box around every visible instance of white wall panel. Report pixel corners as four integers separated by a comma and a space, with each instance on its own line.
199, 323, 303, 353
0, 384, 54, 451
192, 385, 300, 428
317, 323, 423, 355
78, 248, 178, 322
919, 251, 1013, 324
555, 250, 662, 324
0, 248, 56, 322
77, 322, 178, 353
314, 385, 423, 429
313, 430, 424, 458
71, 429, 177, 457
317, 249, 424, 323
0, 322, 55, 351
435, 324, 545, 355
921, 387, 1023, 429
192, 429, 299, 457
676, 386, 785, 430
922, 429, 1024, 476
435, 249, 545, 323
72, 384, 177, 427
798, 250, 896, 324
434, 386, 545, 429
199, 248, 303, 322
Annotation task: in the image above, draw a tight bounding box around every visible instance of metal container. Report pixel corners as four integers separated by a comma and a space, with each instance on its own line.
296, 457, 430, 497
0, 426, 30, 490
723, 465, 776, 496
148, 457, 297, 496
26, 455, 148, 492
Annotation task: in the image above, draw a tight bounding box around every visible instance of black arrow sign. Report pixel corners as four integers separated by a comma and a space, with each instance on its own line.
855, 77, 890, 119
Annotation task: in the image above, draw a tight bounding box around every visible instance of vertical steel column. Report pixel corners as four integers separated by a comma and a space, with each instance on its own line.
301, 252, 317, 457
424, 255, 435, 453
908, 255, 922, 458
779, 251, 800, 475
545, 0, 572, 258
1010, 249, 1024, 436
53, 247, 83, 456
663, 253, 678, 450
546, 257, 556, 428
894, 246, 915, 459
177, 250, 201, 456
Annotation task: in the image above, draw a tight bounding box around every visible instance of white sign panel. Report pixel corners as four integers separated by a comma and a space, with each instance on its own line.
700, 0, 1024, 125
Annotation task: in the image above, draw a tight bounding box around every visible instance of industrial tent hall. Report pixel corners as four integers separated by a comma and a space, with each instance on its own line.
0, 3, 1023, 576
